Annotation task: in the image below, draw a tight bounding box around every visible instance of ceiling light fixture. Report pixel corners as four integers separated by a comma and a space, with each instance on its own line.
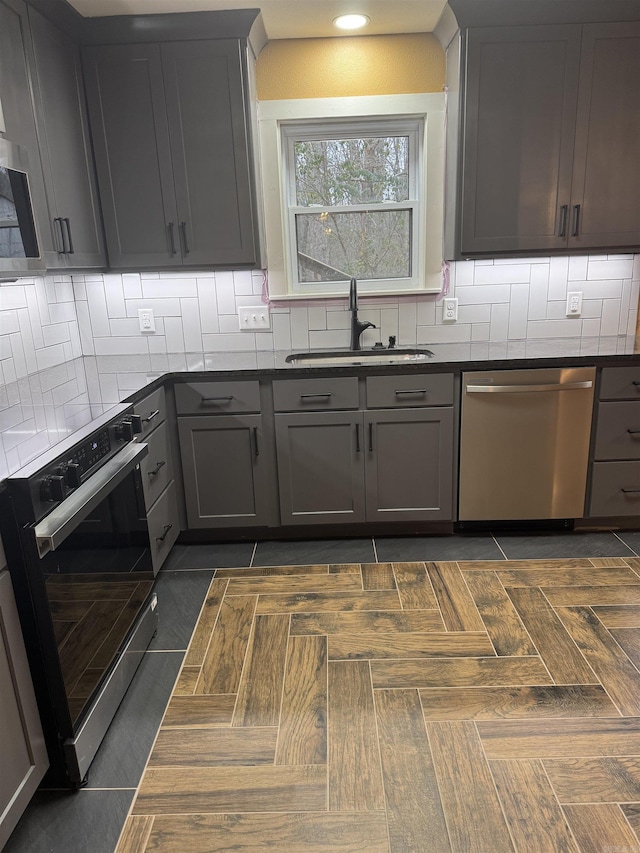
333, 13, 370, 31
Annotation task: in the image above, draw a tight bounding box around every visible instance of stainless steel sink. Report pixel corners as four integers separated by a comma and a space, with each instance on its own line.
285, 348, 434, 366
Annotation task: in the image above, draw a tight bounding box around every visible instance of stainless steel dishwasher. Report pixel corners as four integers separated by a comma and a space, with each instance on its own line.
459, 367, 596, 521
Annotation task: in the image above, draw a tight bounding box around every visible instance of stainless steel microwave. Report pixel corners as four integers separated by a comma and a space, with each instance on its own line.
0, 138, 44, 278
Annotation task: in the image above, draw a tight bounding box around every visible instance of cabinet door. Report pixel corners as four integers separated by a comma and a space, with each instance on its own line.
364, 408, 454, 522
0, 0, 53, 258
461, 25, 581, 255
275, 411, 365, 525
569, 22, 640, 250
161, 40, 257, 266
178, 414, 271, 528
28, 7, 105, 269
82, 43, 181, 269
0, 570, 48, 849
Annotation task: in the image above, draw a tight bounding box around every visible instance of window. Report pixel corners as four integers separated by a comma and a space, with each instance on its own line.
258, 94, 445, 299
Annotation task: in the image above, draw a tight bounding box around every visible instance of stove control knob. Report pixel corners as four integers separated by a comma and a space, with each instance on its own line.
129, 415, 143, 434
41, 475, 68, 503
64, 462, 82, 489
115, 419, 134, 442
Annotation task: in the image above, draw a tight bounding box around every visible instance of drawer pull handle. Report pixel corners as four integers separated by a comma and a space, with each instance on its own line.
156, 523, 173, 543
572, 204, 581, 237
63, 218, 74, 254
180, 221, 190, 256
168, 222, 177, 255
558, 204, 568, 238
628, 429, 640, 435
621, 488, 640, 494
633, 381, 640, 387
368, 422, 373, 452
300, 393, 332, 399
144, 410, 160, 423
253, 426, 259, 457
201, 396, 233, 405
355, 423, 361, 452
148, 460, 166, 477
395, 389, 427, 395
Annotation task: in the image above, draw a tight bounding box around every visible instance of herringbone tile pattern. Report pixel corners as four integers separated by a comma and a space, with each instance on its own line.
116, 558, 640, 852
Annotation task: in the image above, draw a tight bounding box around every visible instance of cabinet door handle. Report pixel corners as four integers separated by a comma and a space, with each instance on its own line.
558, 204, 568, 238
355, 423, 361, 452
572, 204, 581, 237
300, 393, 332, 399
180, 221, 190, 256
168, 222, 177, 255
622, 488, 640, 494
627, 429, 640, 435
54, 217, 67, 253
148, 460, 166, 476
156, 523, 173, 542
633, 381, 640, 387
253, 426, 259, 457
395, 389, 427, 396
200, 396, 233, 406
143, 410, 160, 423
368, 422, 373, 452
63, 218, 74, 254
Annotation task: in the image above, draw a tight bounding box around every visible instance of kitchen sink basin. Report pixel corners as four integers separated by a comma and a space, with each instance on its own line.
285, 348, 434, 366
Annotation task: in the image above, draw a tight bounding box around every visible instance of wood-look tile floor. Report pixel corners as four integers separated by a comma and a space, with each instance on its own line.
116, 558, 640, 853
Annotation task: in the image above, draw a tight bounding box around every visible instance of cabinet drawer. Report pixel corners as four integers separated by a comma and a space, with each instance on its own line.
273, 377, 359, 412
147, 480, 180, 574
599, 366, 640, 400
589, 461, 640, 517
366, 373, 454, 408
594, 401, 640, 461
132, 386, 166, 438
175, 380, 260, 415
140, 421, 173, 508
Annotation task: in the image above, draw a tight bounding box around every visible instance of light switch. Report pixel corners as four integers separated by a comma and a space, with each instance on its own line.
238, 305, 271, 330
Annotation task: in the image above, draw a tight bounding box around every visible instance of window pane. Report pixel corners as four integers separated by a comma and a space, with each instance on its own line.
296, 210, 411, 282
294, 137, 409, 206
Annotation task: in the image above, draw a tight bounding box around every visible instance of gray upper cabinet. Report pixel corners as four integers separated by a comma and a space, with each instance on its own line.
458, 21, 640, 257
569, 22, 640, 250
27, 7, 106, 269
82, 38, 258, 270
0, 0, 52, 266
461, 25, 581, 255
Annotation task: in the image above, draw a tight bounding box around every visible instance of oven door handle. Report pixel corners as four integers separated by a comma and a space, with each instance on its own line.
33, 442, 149, 558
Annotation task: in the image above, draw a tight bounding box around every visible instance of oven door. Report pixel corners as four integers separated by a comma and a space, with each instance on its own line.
31, 442, 157, 784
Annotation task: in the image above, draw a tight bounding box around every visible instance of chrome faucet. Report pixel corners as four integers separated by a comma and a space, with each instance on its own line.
349, 277, 376, 351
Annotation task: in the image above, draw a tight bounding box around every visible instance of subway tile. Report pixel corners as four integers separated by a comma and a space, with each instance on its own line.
219, 314, 242, 334
417, 299, 436, 326
233, 270, 254, 295
180, 298, 203, 351
398, 302, 417, 345
507, 284, 529, 340
527, 263, 550, 321
141, 278, 198, 299
48, 303, 77, 324
580, 280, 623, 300
526, 319, 583, 338
203, 332, 256, 351
0, 285, 28, 311
25, 288, 45, 350
272, 313, 292, 351
125, 298, 181, 317
165, 316, 186, 353
148, 335, 168, 355
471, 323, 491, 341
548, 256, 569, 301
600, 299, 622, 337
474, 263, 532, 285
93, 337, 150, 356
109, 318, 141, 336
456, 285, 511, 305
326, 310, 350, 330
122, 273, 142, 299
419, 323, 471, 343
72, 277, 87, 301
581, 318, 601, 337
103, 273, 127, 319
197, 279, 219, 334
588, 258, 634, 280
568, 256, 589, 280
489, 303, 509, 341
290, 306, 310, 349
453, 260, 475, 286
309, 329, 348, 348
308, 306, 327, 330
214, 272, 236, 314
86, 280, 111, 337
255, 332, 275, 351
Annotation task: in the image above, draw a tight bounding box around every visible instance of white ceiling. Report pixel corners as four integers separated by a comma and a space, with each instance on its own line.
66, 0, 448, 40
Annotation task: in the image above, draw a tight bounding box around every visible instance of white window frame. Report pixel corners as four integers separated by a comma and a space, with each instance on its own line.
257, 93, 445, 300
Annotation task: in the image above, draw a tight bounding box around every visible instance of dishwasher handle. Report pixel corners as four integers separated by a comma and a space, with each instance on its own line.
466, 380, 593, 394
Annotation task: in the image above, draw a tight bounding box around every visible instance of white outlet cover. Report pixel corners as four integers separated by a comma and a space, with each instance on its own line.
138, 308, 155, 332
443, 297, 458, 323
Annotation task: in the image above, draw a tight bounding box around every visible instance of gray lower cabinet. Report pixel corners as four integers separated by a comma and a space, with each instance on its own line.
134, 387, 179, 572
589, 366, 640, 517
0, 564, 48, 849
27, 6, 105, 269
275, 411, 366, 525
274, 373, 455, 526
82, 38, 258, 269
458, 21, 640, 256
178, 414, 272, 528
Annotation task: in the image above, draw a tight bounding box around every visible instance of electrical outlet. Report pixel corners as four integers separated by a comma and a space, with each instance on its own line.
566, 291, 583, 317
138, 308, 155, 333
443, 297, 458, 322
238, 305, 271, 330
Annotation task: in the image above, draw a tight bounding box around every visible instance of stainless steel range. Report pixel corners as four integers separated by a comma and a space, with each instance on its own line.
0, 405, 158, 788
